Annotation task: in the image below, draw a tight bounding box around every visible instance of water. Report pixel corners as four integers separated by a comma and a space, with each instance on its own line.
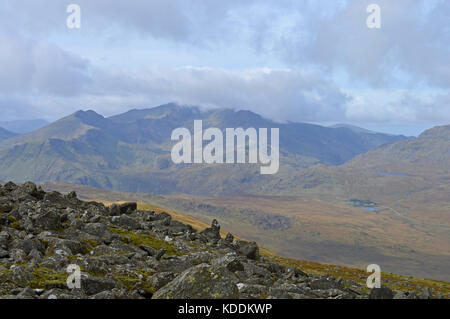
376, 171, 408, 177
355, 206, 376, 212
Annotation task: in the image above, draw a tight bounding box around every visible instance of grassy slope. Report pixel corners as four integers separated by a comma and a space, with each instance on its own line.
97, 200, 449, 297
43, 182, 450, 282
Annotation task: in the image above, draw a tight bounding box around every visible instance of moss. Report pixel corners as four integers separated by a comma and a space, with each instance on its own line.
113, 270, 156, 294
8, 216, 22, 230
29, 267, 67, 289
185, 241, 200, 249
109, 228, 182, 256
81, 239, 100, 252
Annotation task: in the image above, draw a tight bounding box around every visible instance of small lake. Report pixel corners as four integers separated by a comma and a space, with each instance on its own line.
355, 206, 376, 212
376, 171, 408, 177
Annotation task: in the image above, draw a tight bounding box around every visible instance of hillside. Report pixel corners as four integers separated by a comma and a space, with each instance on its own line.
0, 128, 17, 142
42, 182, 450, 282
0, 182, 448, 299
0, 104, 409, 195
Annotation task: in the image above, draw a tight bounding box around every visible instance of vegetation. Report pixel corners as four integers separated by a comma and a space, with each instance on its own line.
109, 227, 181, 256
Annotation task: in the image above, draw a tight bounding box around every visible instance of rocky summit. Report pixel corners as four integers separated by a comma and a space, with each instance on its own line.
0, 182, 442, 299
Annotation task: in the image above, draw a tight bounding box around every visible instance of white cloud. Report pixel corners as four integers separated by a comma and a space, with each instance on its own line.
0, 0, 448, 131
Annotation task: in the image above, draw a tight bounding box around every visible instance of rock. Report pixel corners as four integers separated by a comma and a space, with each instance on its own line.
13, 238, 44, 255
28, 249, 43, 262
419, 287, 433, 299
0, 248, 9, 258
22, 182, 43, 199
237, 241, 259, 260
10, 249, 28, 263
147, 272, 176, 290
199, 219, 222, 243
67, 191, 77, 199
225, 232, 234, 243
152, 264, 239, 299
118, 202, 137, 215
32, 210, 62, 231
109, 204, 121, 216
113, 215, 140, 230
155, 249, 166, 261
140, 245, 158, 256
17, 287, 37, 299
309, 278, 339, 290
369, 287, 394, 299
82, 276, 118, 295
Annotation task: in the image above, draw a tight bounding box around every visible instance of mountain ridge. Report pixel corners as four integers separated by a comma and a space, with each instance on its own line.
0, 104, 411, 194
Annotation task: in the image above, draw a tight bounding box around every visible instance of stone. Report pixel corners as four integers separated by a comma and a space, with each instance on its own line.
369, 287, 394, 299
237, 241, 259, 260
152, 264, 239, 299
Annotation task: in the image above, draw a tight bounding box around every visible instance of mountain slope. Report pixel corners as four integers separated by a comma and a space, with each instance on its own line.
0, 127, 17, 141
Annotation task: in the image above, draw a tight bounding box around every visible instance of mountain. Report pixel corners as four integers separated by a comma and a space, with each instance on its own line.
0, 119, 49, 134
0, 104, 410, 195
0, 127, 17, 141
330, 124, 379, 134
345, 125, 450, 175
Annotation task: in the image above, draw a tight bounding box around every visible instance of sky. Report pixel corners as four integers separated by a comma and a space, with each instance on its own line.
0, 0, 449, 136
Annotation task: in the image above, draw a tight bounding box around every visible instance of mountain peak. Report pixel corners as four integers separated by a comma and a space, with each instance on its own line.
109, 103, 201, 123
71, 110, 106, 127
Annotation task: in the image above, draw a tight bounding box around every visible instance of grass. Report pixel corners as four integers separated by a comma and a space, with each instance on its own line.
8, 216, 22, 230
112, 269, 156, 294
109, 227, 181, 256
81, 239, 100, 252
260, 250, 450, 296
30, 267, 67, 289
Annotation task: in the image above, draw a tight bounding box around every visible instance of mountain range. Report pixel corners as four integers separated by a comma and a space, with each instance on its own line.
0, 103, 410, 194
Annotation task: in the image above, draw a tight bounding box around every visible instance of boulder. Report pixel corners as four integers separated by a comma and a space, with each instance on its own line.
237, 241, 259, 260
152, 264, 239, 299
369, 287, 394, 299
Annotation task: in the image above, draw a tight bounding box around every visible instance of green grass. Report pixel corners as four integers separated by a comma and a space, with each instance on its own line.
29, 267, 67, 289
109, 227, 182, 256
113, 269, 156, 294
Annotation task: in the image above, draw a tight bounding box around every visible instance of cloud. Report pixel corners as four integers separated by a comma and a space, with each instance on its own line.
0, 31, 90, 96
275, 0, 450, 88
0, 0, 448, 129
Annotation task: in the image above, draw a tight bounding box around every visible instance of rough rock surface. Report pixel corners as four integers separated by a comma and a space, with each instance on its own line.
0, 182, 444, 299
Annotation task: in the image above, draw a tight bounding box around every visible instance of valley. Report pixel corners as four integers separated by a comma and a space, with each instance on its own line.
42, 181, 450, 281
0, 104, 448, 282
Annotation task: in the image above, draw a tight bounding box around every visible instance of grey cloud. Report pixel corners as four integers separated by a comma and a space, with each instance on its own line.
0, 65, 351, 123
278, 0, 450, 88
0, 31, 90, 96
2, 0, 448, 88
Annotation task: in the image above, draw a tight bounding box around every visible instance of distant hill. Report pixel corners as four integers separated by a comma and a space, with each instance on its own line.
345, 125, 450, 174
330, 124, 380, 134
0, 127, 17, 141
0, 119, 49, 134
0, 103, 410, 194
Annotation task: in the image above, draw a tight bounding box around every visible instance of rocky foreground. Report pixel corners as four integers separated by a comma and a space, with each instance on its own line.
0, 182, 441, 299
